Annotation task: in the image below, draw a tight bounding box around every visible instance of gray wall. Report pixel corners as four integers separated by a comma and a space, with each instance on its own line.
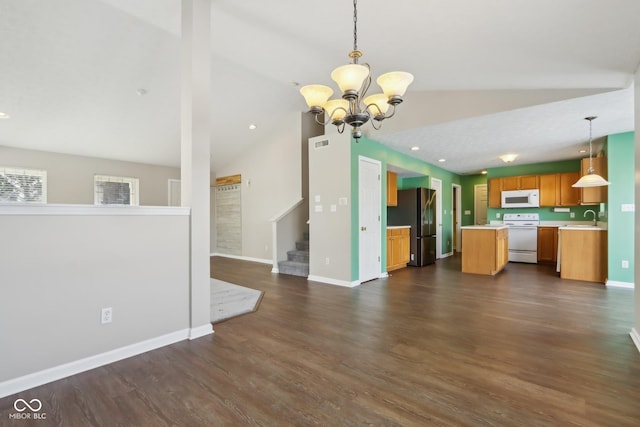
0, 145, 180, 206
308, 131, 352, 284
0, 207, 190, 385
213, 112, 302, 262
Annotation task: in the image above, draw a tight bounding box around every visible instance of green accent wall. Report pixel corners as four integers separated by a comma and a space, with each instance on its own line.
350, 136, 460, 281
460, 174, 487, 226
606, 132, 635, 284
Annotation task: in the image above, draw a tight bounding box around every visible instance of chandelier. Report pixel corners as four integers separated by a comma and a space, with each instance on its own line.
572, 116, 610, 187
299, 0, 414, 140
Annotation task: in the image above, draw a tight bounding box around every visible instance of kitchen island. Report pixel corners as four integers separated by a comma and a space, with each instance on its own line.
461, 225, 509, 275
558, 226, 607, 283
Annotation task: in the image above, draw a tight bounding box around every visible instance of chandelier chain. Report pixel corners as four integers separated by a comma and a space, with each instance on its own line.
353, 0, 358, 53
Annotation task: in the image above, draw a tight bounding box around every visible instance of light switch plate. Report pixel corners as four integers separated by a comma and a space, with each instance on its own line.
621, 204, 635, 212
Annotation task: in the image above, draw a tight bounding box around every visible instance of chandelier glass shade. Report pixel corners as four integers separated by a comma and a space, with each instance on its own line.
572, 116, 610, 188
299, 0, 414, 140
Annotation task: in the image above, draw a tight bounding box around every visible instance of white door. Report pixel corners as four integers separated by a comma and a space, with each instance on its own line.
168, 179, 181, 206
359, 156, 381, 283
431, 177, 443, 259
474, 184, 488, 225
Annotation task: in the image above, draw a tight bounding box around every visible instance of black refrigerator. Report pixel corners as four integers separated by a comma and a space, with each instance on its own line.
387, 188, 437, 266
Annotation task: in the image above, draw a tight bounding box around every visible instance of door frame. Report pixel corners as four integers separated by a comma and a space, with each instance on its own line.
358, 156, 382, 283
431, 177, 443, 259
452, 183, 462, 252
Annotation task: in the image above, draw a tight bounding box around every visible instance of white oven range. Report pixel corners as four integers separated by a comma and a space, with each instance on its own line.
503, 213, 540, 263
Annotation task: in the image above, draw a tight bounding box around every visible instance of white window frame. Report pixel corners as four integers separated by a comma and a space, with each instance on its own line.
0, 166, 48, 203
94, 175, 139, 206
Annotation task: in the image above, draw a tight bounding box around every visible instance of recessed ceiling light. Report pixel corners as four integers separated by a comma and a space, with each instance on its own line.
410, 146, 420, 151
579, 149, 587, 153
0, 112, 10, 119
249, 124, 257, 130
481, 170, 487, 175
438, 159, 446, 163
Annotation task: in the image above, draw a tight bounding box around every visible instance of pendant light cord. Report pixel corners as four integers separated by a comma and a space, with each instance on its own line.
586, 116, 597, 174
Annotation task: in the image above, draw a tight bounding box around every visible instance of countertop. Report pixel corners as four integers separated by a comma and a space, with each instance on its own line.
558, 225, 606, 231
387, 225, 411, 229
461, 225, 509, 230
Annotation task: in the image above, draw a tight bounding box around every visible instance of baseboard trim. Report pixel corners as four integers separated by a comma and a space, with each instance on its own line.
606, 280, 635, 289
0, 328, 190, 399
307, 275, 359, 288
271, 267, 279, 273
380, 272, 389, 278
210, 253, 272, 265
630, 328, 640, 354
189, 324, 214, 340
441, 252, 454, 258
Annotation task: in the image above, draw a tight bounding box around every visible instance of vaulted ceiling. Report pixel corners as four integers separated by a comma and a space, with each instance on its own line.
1, 0, 639, 174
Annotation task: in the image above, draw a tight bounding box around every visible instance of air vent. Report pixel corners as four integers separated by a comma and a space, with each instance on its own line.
314, 139, 329, 149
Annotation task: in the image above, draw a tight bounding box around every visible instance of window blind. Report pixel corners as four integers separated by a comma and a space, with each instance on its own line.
94, 175, 139, 206
0, 167, 47, 203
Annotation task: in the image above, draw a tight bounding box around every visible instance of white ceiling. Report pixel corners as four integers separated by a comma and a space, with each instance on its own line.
1, 0, 639, 174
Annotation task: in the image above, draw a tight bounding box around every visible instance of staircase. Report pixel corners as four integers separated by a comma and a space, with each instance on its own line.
278, 234, 309, 277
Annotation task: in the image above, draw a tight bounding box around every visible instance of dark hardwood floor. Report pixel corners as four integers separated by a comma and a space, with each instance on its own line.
2, 255, 639, 426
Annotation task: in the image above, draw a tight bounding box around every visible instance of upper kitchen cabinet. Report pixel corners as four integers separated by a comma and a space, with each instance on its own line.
580, 157, 608, 205
540, 172, 580, 206
489, 175, 539, 208
387, 171, 398, 206
488, 178, 502, 208
500, 175, 539, 191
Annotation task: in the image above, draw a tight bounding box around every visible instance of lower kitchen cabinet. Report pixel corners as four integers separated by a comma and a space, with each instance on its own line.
537, 226, 559, 264
387, 227, 410, 271
461, 226, 509, 275
559, 229, 607, 283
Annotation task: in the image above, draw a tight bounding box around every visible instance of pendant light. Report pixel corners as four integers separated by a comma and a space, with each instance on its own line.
572, 116, 610, 188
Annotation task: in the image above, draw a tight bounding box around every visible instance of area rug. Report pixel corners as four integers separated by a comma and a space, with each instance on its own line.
210, 279, 263, 323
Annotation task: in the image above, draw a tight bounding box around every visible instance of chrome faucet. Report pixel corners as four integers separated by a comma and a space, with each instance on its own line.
584, 209, 597, 226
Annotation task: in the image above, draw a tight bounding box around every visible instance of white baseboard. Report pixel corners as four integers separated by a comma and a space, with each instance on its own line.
606, 280, 635, 289
210, 252, 272, 265
630, 328, 640, 353
380, 272, 389, 278
0, 328, 190, 399
271, 267, 279, 273
189, 324, 214, 340
307, 275, 360, 288
441, 252, 453, 258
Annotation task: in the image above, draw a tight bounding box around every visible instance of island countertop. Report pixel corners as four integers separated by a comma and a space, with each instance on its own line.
460, 225, 509, 230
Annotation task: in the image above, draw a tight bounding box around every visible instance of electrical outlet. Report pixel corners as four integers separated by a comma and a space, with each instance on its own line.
101, 307, 113, 324
570, 212, 575, 218
496, 213, 501, 218
325, 257, 330, 265
622, 260, 629, 269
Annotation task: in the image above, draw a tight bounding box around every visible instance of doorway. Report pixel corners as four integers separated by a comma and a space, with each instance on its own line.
474, 184, 488, 225
452, 184, 462, 252
358, 156, 381, 283
431, 177, 443, 259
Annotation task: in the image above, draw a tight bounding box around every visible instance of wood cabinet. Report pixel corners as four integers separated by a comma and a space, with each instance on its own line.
387, 171, 398, 206
489, 175, 540, 208
580, 157, 608, 205
537, 226, 559, 264
461, 227, 509, 275
537, 172, 580, 206
488, 178, 502, 208
560, 229, 607, 283
387, 227, 410, 271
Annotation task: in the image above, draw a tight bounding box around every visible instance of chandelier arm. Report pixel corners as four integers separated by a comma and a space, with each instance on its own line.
312, 111, 335, 127
337, 122, 346, 134
383, 104, 397, 120
370, 118, 382, 130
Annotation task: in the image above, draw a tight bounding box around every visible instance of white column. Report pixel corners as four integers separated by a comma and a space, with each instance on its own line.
181, 0, 213, 339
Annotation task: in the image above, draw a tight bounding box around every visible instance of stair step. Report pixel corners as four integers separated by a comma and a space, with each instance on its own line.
278, 260, 309, 277
287, 249, 309, 262
296, 240, 309, 251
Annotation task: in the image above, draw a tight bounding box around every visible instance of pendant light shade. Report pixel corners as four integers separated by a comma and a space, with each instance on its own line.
572, 173, 610, 187
572, 116, 610, 188
331, 64, 370, 94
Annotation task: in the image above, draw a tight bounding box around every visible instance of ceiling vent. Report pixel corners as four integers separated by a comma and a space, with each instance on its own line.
314, 139, 330, 149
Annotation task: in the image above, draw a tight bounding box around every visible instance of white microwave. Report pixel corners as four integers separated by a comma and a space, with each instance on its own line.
501, 189, 540, 208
